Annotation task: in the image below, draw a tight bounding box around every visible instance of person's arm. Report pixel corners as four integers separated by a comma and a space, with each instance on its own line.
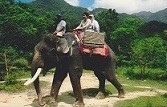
79, 19, 91, 30
54, 26, 64, 34
75, 21, 82, 30
94, 20, 100, 32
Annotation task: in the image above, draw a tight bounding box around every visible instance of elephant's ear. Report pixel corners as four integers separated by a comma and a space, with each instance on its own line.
43, 35, 53, 45
56, 36, 69, 53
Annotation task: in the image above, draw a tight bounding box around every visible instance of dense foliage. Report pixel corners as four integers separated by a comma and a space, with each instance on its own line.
132, 37, 166, 71
0, 1, 52, 52
0, 0, 166, 80
28, 0, 88, 31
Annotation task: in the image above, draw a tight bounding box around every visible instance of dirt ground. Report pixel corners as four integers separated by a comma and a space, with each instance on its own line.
0, 73, 166, 107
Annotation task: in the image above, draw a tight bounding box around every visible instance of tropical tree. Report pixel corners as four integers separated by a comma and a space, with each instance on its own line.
96, 9, 119, 47
111, 18, 142, 65
0, 1, 52, 51
132, 36, 166, 75
138, 21, 167, 37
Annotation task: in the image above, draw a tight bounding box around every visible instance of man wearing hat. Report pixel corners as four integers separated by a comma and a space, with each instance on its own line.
88, 14, 100, 32
53, 14, 66, 36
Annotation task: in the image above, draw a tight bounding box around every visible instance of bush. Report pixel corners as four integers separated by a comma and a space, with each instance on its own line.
12, 69, 31, 79
13, 58, 29, 68
0, 70, 5, 81
118, 66, 167, 80
4, 73, 18, 85
132, 36, 166, 73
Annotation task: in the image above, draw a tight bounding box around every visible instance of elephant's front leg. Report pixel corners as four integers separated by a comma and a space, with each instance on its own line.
49, 68, 67, 106
69, 67, 84, 107
31, 49, 45, 106
31, 68, 44, 106
33, 77, 45, 106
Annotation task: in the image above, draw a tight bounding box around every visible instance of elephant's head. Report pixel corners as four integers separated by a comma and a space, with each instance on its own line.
23, 33, 78, 106
24, 33, 76, 86
24, 35, 60, 86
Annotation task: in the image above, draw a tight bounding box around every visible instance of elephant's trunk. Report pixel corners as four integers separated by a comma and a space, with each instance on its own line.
24, 48, 43, 86
24, 68, 42, 86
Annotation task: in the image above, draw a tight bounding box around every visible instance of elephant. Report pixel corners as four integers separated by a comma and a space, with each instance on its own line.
24, 32, 125, 107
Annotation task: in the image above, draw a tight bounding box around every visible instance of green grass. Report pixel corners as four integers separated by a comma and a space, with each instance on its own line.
115, 75, 167, 90
103, 67, 167, 107
116, 67, 167, 90
0, 80, 49, 93
116, 66, 166, 80
105, 75, 167, 107
0, 81, 27, 92
0, 68, 53, 92
114, 95, 167, 107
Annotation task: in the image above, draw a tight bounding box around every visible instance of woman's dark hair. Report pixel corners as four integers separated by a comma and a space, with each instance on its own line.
83, 12, 89, 17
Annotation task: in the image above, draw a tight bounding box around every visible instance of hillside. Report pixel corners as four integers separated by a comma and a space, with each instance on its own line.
27, 0, 136, 25
27, 0, 167, 24
28, 0, 88, 18
133, 8, 167, 23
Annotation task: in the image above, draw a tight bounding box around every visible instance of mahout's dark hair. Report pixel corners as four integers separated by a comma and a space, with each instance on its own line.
83, 12, 89, 17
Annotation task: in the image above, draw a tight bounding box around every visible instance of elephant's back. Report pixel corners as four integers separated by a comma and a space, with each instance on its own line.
64, 32, 76, 40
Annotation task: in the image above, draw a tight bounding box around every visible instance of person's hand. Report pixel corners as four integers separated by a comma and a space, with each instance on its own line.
53, 31, 58, 35
53, 33, 57, 35
73, 28, 82, 31
73, 28, 78, 31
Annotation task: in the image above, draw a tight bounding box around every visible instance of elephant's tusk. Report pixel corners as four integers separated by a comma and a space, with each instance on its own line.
24, 68, 42, 86
70, 47, 73, 56
69, 40, 76, 56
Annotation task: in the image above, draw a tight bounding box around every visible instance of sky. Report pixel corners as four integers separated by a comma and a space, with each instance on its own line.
64, 0, 167, 14
15, 0, 167, 14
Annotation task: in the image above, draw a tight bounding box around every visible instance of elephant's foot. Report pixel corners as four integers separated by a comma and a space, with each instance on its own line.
73, 101, 85, 107
38, 97, 45, 106
38, 101, 45, 107
118, 89, 125, 98
95, 91, 106, 99
47, 97, 58, 107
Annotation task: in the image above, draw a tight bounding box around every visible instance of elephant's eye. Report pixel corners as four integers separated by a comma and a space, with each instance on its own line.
56, 39, 60, 44
41, 48, 47, 55
50, 48, 56, 53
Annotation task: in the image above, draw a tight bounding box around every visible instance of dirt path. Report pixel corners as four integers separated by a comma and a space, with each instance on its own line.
0, 73, 166, 107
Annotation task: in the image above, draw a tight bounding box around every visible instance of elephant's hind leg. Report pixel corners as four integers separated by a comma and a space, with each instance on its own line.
106, 75, 125, 98
105, 57, 125, 98
94, 71, 106, 99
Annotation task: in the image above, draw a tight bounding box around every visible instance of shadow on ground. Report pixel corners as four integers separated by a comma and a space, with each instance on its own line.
26, 88, 112, 107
